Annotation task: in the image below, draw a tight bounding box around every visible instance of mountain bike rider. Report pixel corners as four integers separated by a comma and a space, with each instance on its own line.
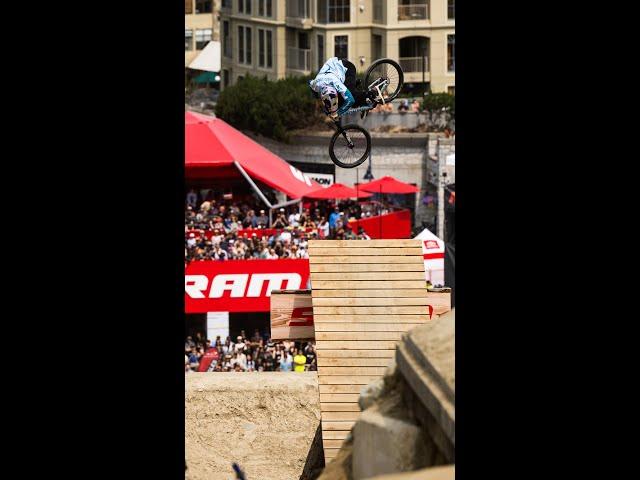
309, 57, 376, 120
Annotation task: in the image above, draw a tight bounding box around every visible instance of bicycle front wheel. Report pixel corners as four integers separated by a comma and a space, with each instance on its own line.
329, 124, 371, 169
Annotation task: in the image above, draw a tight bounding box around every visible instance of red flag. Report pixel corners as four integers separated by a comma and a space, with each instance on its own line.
197, 347, 220, 372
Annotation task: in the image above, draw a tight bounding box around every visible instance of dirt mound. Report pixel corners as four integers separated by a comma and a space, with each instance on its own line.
186, 372, 321, 480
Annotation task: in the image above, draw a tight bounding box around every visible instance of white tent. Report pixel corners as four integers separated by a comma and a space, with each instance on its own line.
188, 41, 221, 72
414, 227, 445, 286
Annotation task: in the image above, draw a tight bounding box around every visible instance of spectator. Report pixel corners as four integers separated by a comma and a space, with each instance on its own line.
288, 210, 301, 227
329, 207, 340, 231
411, 99, 421, 113
318, 216, 330, 239
186, 188, 198, 208
293, 349, 307, 372
398, 98, 409, 112
279, 351, 293, 372
272, 212, 288, 228
255, 209, 269, 228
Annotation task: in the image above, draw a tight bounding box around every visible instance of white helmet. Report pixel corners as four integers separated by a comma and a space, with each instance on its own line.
320, 85, 338, 115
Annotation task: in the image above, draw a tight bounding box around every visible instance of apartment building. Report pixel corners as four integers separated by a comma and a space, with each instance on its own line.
217, 0, 454, 93
185, 0, 221, 67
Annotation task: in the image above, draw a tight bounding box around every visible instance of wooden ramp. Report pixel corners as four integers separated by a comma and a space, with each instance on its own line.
308, 239, 449, 463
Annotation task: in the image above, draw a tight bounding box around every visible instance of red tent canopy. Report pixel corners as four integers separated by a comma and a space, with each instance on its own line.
185, 111, 320, 198
304, 183, 373, 199
359, 176, 420, 194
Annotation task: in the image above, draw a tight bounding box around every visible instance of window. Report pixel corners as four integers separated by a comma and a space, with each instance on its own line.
195, 29, 212, 50
372, 34, 382, 61
185, 29, 193, 51
258, 0, 273, 17
334, 35, 348, 59
447, 35, 455, 72
447, 86, 455, 95
238, 26, 252, 64
223, 21, 231, 58
221, 0, 232, 8
317, 0, 350, 24
266, 30, 273, 68
448, 0, 455, 20
185, 0, 193, 14
238, 0, 251, 14
258, 29, 273, 68
223, 69, 230, 88
196, 0, 212, 13
258, 30, 265, 67
373, 0, 383, 22
317, 35, 324, 70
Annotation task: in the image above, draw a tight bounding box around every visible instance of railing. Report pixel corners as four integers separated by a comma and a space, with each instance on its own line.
287, 47, 311, 71
398, 4, 429, 20
286, 0, 310, 18
399, 56, 429, 73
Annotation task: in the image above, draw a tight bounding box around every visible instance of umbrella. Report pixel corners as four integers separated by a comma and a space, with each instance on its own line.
359, 176, 420, 194
304, 183, 373, 199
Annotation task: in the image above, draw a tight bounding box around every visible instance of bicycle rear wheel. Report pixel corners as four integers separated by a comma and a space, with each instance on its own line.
329, 124, 371, 169
364, 58, 404, 103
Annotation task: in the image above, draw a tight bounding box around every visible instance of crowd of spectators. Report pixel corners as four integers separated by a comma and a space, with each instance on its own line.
185, 190, 384, 263
185, 330, 316, 373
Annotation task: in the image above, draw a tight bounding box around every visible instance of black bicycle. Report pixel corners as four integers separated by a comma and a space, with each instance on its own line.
328, 58, 404, 169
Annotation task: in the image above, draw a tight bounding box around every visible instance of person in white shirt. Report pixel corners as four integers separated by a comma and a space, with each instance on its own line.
186, 233, 197, 248
288, 211, 301, 227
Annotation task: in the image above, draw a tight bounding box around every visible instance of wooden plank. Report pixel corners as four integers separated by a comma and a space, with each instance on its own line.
318, 375, 379, 385
323, 439, 349, 449
316, 331, 403, 341
311, 271, 426, 281
313, 306, 429, 315
309, 255, 424, 264
324, 448, 341, 457
308, 247, 423, 256
308, 240, 421, 248
310, 263, 426, 273
320, 403, 360, 412
318, 366, 388, 376
316, 349, 396, 358
320, 385, 363, 394
312, 280, 427, 290
313, 288, 428, 297
322, 430, 351, 440
318, 357, 394, 367
315, 323, 422, 332
321, 411, 361, 421
322, 421, 356, 431
312, 297, 430, 306
314, 314, 431, 323
316, 340, 399, 350
320, 393, 361, 402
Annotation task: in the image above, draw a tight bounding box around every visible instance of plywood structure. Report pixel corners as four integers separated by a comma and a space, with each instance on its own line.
270, 289, 314, 340
307, 239, 451, 462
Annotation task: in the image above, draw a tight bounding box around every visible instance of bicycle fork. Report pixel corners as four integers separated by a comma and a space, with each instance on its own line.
335, 122, 355, 148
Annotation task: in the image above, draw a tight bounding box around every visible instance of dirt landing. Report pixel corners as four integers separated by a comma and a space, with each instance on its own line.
186, 372, 321, 480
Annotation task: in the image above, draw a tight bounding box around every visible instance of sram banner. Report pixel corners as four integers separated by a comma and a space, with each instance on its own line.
185, 259, 311, 313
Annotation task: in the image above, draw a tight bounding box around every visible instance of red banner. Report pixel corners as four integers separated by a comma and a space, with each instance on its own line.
197, 347, 220, 372
185, 259, 311, 313
349, 209, 412, 239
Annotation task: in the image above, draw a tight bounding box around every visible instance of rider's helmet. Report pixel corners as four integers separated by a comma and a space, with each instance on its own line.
320, 85, 338, 115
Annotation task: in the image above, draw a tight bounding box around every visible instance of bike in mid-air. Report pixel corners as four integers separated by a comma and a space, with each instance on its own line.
327, 58, 404, 169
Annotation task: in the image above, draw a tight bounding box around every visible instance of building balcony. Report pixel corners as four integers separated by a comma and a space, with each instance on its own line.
398, 4, 429, 21
287, 47, 311, 73
399, 56, 429, 74
286, 0, 312, 29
